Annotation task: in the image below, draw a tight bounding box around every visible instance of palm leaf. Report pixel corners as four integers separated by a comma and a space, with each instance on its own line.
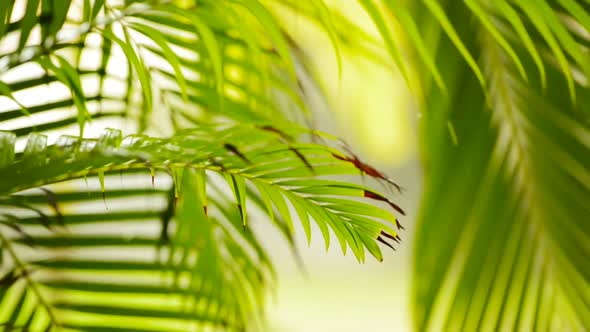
0, 0, 305, 138
0, 0, 409, 330
0, 122, 403, 330
407, 1, 590, 331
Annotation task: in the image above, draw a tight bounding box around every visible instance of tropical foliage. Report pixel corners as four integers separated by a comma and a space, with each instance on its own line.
395, 1, 590, 331
0, 0, 403, 330
1, 0, 590, 331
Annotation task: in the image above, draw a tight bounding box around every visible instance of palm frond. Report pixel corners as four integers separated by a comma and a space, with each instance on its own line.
0, 122, 403, 330
0, 0, 311, 140
408, 1, 590, 331
0, 0, 410, 329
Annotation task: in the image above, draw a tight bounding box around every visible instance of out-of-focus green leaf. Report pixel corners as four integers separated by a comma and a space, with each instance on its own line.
37, 55, 91, 136
0, 1, 15, 37
91, 0, 104, 21
47, 0, 71, 39
232, 0, 297, 78
102, 28, 153, 124
18, 0, 41, 51
0, 80, 30, 116
423, 0, 485, 89
129, 21, 189, 101
412, 1, 590, 331
359, 0, 410, 86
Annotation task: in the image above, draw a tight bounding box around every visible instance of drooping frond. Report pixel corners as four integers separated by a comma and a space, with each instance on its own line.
408, 1, 590, 331
0, 122, 403, 330
373, 1, 590, 97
